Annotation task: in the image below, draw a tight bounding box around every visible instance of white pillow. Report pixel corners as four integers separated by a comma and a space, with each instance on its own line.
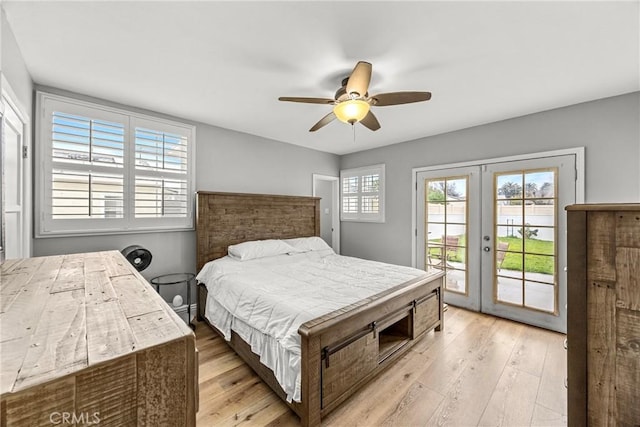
228, 239, 298, 261
283, 236, 332, 253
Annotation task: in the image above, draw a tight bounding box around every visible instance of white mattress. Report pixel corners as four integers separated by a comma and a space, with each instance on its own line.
196, 248, 427, 402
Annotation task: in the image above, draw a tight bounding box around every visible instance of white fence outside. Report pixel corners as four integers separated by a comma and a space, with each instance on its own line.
427, 204, 555, 241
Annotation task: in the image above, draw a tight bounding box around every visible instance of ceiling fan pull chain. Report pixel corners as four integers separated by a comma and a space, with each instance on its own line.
352, 123, 356, 143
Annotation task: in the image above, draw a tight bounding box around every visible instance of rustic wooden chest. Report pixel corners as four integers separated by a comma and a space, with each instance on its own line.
566, 204, 640, 426
0, 250, 197, 426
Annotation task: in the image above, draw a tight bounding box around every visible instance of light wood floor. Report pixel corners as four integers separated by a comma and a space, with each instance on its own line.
195, 306, 568, 426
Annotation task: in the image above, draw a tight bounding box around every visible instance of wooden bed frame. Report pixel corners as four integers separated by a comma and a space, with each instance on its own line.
195, 191, 444, 426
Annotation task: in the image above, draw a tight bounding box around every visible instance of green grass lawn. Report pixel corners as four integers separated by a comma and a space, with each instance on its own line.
428, 235, 554, 274
499, 237, 554, 274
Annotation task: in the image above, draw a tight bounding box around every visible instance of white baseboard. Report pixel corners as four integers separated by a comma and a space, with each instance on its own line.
171, 303, 198, 314
171, 303, 198, 326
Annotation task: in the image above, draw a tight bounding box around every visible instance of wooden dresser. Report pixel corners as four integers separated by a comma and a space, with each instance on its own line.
0, 251, 197, 426
566, 204, 640, 426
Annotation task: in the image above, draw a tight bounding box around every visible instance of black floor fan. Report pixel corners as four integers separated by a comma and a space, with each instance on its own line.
121, 245, 152, 272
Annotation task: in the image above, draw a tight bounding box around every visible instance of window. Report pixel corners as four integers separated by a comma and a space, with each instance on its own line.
340, 164, 385, 222
36, 92, 195, 236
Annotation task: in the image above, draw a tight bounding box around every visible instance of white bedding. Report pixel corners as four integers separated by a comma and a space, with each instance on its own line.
196, 248, 427, 402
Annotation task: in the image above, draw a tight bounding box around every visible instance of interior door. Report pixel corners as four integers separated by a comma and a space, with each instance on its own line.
313, 174, 340, 254
417, 166, 481, 311
2, 100, 26, 259
481, 155, 575, 333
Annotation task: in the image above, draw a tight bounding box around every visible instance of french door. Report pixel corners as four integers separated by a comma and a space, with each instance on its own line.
417, 166, 481, 311
417, 155, 576, 332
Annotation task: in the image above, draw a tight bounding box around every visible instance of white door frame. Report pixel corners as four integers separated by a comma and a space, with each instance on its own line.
1, 75, 32, 258
312, 174, 340, 254
411, 148, 585, 268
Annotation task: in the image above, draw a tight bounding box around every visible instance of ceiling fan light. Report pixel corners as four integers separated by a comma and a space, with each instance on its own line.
333, 99, 370, 124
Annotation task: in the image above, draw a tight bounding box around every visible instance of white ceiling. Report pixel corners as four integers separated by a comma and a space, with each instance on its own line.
4, 1, 639, 155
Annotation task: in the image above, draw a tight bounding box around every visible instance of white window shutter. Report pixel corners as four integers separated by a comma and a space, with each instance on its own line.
36, 92, 195, 237
340, 164, 385, 223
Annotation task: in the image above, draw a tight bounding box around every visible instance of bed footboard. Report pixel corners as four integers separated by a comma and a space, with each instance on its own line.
197, 271, 444, 427
298, 271, 444, 426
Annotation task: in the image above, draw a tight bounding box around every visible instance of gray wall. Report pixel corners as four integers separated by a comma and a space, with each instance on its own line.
195, 125, 338, 196
1, 9, 33, 113
340, 92, 640, 266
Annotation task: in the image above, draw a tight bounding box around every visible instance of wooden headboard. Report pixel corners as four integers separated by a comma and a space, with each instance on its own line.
196, 191, 321, 271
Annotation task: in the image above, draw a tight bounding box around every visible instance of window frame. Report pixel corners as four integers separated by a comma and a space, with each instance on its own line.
35, 91, 196, 237
340, 163, 385, 223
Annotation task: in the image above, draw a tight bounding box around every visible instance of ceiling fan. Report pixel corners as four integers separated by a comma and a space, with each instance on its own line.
278, 61, 432, 132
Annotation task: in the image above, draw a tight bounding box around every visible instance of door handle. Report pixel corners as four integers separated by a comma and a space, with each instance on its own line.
483, 246, 491, 252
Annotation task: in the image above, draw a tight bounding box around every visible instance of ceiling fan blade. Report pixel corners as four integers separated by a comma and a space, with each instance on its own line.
360, 111, 381, 131
370, 91, 432, 106
346, 61, 372, 98
309, 112, 336, 132
278, 97, 335, 104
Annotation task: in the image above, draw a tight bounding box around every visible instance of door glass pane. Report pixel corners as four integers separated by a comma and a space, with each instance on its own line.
447, 178, 467, 198
494, 168, 557, 314
446, 268, 466, 294
524, 200, 555, 226
524, 171, 555, 199
496, 249, 509, 272
427, 181, 445, 201
496, 225, 521, 245
524, 231, 554, 255
524, 281, 555, 312
445, 224, 466, 263
524, 254, 555, 284
427, 219, 443, 269
496, 275, 523, 305
427, 222, 444, 238
427, 245, 444, 270
425, 176, 468, 295
496, 173, 523, 201
496, 204, 523, 227
446, 201, 466, 221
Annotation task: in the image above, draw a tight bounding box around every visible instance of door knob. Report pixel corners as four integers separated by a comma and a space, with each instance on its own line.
484, 246, 491, 252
